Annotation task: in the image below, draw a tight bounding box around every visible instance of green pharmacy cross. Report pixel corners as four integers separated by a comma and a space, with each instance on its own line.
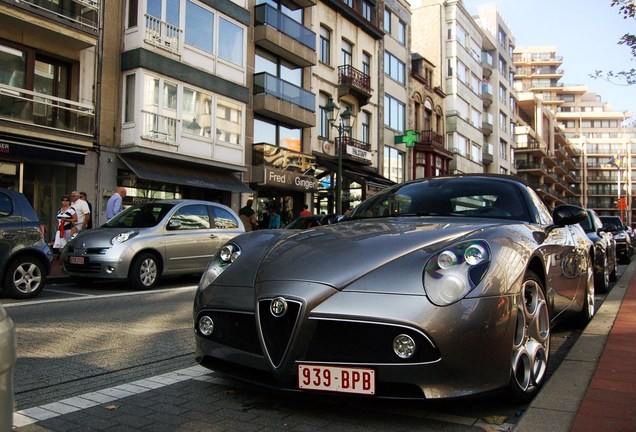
394, 130, 419, 148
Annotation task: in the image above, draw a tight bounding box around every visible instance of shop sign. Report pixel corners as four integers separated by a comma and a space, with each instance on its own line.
264, 167, 317, 192
346, 144, 372, 162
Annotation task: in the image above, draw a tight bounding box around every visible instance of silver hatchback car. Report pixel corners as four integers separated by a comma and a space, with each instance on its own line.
61, 200, 244, 289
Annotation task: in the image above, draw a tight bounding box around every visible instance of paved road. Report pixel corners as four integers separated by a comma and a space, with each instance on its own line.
2, 270, 618, 431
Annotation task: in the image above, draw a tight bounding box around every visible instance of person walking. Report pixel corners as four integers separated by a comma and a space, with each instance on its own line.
268, 207, 281, 229
239, 199, 258, 231
70, 190, 91, 232
79, 191, 93, 229
52, 195, 76, 252
106, 187, 127, 219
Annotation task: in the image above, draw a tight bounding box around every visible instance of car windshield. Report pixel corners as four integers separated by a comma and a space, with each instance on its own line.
104, 203, 174, 228
346, 177, 530, 222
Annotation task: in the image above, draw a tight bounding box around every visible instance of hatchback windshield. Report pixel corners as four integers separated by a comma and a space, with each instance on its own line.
104, 203, 175, 228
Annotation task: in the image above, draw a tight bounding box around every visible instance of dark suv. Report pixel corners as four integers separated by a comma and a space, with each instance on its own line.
600, 215, 633, 265
0, 188, 53, 299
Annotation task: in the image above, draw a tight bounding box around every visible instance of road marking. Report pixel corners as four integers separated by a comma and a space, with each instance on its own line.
13, 365, 212, 428
2, 286, 197, 308
43, 288, 93, 297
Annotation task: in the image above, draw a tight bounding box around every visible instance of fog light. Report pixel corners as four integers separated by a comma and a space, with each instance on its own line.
198, 316, 214, 336
393, 334, 416, 359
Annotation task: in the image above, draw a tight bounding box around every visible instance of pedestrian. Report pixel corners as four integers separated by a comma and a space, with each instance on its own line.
239, 199, 258, 231
79, 191, 93, 229
106, 186, 127, 219
52, 195, 76, 252
300, 204, 312, 217
268, 207, 281, 229
70, 190, 91, 233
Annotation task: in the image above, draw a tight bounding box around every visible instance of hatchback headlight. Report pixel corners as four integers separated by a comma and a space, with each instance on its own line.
198, 243, 241, 291
616, 232, 627, 240
424, 240, 491, 306
111, 231, 139, 245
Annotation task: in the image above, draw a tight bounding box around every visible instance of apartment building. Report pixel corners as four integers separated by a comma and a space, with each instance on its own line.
470, 3, 517, 175
0, 0, 99, 236
513, 45, 634, 223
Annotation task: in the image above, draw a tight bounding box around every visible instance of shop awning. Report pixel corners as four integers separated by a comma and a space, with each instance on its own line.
315, 154, 395, 188
0, 137, 86, 164
119, 155, 253, 193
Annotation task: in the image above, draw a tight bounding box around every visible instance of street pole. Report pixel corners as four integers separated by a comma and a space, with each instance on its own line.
324, 97, 353, 215
336, 123, 343, 215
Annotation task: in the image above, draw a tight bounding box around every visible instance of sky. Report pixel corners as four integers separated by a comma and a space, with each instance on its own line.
462, 0, 636, 120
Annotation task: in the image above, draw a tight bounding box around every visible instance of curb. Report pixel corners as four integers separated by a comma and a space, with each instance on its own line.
513, 258, 636, 431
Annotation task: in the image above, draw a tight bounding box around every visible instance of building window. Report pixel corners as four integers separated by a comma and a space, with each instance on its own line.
319, 93, 330, 138
499, 111, 507, 132
362, 52, 371, 77
361, 111, 370, 144
384, 146, 404, 183
218, 17, 244, 66
320, 25, 331, 65
471, 143, 480, 162
341, 39, 352, 66
384, 94, 405, 133
499, 139, 507, 161
456, 24, 467, 47
124, 74, 136, 122
185, 1, 214, 54
384, 8, 391, 33
362, 0, 372, 21
398, 19, 406, 45
254, 118, 301, 151
384, 51, 405, 84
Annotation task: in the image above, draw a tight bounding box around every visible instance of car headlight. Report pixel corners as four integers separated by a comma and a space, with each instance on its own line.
111, 231, 139, 245
198, 243, 241, 291
424, 240, 491, 306
616, 232, 627, 240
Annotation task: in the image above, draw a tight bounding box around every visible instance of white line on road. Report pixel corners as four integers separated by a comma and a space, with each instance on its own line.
2, 285, 197, 308
13, 365, 213, 428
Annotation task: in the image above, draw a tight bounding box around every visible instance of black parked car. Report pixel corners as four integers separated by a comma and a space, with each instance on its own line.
599, 216, 633, 264
0, 188, 53, 298
580, 209, 617, 293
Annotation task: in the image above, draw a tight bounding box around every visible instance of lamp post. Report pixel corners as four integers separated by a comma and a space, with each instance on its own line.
324, 97, 353, 215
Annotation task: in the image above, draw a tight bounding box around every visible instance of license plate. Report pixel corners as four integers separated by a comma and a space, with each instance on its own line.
69, 256, 85, 265
298, 364, 375, 395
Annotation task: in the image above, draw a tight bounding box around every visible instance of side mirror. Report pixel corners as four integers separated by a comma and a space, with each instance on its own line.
167, 220, 181, 230
552, 205, 587, 227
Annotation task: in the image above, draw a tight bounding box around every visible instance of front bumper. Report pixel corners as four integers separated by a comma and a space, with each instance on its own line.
194, 281, 517, 399
61, 248, 132, 280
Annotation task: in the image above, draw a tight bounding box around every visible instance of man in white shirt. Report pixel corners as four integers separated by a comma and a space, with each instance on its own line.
70, 190, 91, 231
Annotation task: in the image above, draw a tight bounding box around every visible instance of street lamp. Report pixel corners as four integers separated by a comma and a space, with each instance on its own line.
324, 97, 354, 215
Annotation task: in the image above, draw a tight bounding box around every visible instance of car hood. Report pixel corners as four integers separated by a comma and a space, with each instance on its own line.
245, 217, 504, 289
67, 226, 156, 247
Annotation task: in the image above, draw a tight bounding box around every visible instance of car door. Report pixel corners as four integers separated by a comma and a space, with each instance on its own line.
0, 191, 21, 273
163, 204, 218, 272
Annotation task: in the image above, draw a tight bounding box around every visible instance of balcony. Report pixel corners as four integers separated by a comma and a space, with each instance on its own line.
141, 111, 176, 144
253, 73, 316, 128
481, 83, 493, 107
0, 84, 94, 136
254, 4, 317, 68
334, 136, 373, 164
516, 160, 548, 174
8, 0, 99, 31
144, 14, 182, 54
481, 59, 493, 78
481, 120, 493, 135
337, 65, 372, 107
482, 151, 493, 165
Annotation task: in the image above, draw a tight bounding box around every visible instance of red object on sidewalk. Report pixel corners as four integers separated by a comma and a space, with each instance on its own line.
570, 271, 636, 431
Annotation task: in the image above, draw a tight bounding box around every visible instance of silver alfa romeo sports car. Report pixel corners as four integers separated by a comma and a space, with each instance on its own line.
194, 175, 594, 401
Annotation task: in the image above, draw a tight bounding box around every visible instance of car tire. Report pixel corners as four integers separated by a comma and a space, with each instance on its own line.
508, 270, 550, 402
594, 256, 609, 294
577, 260, 596, 328
129, 252, 160, 290
2, 256, 46, 299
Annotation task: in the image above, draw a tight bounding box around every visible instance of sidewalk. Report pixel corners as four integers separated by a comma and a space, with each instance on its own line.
515, 259, 636, 431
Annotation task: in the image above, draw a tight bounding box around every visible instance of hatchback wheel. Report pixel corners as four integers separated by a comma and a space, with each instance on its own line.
509, 270, 550, 402
3, 257, 46, 299
130, 252, 160, 290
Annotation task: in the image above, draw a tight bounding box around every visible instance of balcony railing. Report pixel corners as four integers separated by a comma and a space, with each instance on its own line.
254, 4, 316, 50
144, 14, 182, 54
141, 110, 177, 144
0, 84, 94, 135
419, 130, 444, 147
252, 143, 315, 172
253, 72, 315, 112
15, 0, 99, 30
338, 65, 372, 94
335, 136, 372, 153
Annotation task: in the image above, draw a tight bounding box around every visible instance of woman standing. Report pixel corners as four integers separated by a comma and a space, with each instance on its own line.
52, 195, 76, 252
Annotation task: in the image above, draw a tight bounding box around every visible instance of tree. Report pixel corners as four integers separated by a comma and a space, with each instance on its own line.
590, 0, 636, 85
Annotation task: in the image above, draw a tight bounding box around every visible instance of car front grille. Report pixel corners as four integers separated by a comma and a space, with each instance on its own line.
304, 319, 441, 364
258, 299, 302, 368
64, 262, 102, 274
